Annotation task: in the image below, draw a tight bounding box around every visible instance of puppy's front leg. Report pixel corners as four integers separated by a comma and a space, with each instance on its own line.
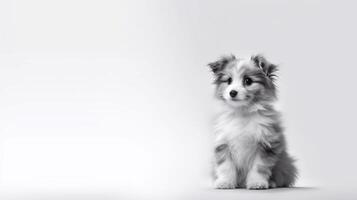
246, 154, 270, 190
214, 143, 237, 189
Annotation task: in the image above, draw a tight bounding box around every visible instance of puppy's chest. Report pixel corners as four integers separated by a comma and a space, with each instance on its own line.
214, 113, 272, 145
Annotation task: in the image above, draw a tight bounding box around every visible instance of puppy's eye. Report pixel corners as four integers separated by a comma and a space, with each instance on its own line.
226, 77, 232, 85
244, 77, 253, 86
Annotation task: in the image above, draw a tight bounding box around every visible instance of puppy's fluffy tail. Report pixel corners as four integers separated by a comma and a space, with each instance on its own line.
270, 151, 298, 187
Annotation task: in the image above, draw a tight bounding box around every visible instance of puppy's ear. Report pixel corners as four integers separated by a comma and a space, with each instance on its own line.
251, 54, 278, 80
208, 54, 236, 74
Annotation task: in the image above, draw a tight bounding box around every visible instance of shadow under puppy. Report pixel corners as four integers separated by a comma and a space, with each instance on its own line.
208, 54, 297, 189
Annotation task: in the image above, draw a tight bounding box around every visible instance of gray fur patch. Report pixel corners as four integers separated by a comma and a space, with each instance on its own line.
215, 143, 229, 165
251, 54, 278, 81
269, 152, 298, 187
257, 165, 272, 178
208, 55, 236, 74
215, 143, 228, 153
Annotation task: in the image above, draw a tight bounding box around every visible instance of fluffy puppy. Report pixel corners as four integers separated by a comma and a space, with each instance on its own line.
208, 54, 297, 189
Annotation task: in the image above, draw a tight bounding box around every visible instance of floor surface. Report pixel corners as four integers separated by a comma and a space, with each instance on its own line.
0, 186, 355, 200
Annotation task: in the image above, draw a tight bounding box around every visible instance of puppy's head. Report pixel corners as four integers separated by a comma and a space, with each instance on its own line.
208, 54, 278, 109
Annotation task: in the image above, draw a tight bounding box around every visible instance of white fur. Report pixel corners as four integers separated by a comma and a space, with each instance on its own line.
246, 154, 269, 189
213, 104, 281, 189
214, 105, 275, 167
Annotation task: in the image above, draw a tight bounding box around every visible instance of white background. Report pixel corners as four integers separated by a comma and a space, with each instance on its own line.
0, 0, 357, 199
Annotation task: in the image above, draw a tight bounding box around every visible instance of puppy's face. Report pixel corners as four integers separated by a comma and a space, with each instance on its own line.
208, 55, 278, 108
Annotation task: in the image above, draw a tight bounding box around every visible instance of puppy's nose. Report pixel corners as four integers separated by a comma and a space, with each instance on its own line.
229, 90, 238, 98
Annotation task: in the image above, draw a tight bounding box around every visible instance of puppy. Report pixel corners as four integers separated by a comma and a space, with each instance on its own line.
208, 54, 297, 189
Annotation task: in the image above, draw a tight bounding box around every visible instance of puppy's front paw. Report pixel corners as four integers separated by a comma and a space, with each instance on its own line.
246, 180, 269, 190
214, 179, 236, 189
